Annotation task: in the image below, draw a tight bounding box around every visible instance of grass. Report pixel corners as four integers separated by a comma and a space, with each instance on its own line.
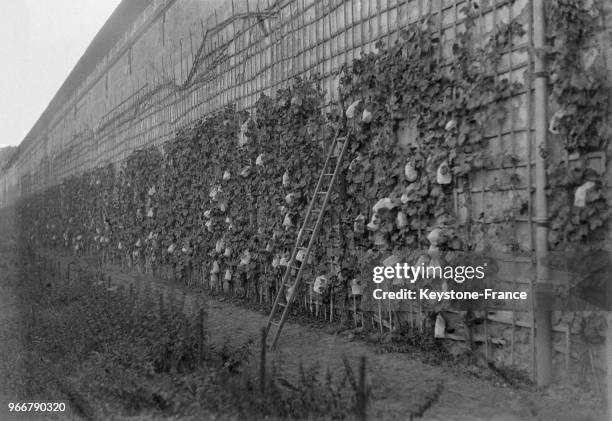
0, 248, 368, 420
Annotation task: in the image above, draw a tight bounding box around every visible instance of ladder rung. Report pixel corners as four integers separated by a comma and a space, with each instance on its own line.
265, 129, 350, 351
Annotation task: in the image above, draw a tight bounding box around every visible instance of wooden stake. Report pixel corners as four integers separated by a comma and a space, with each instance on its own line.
377, 300, 383, 335
159, 293, 165, 321
419, 299, 423, 332
511, 312, 516, 365
409, 300, 414, 329
387, 295, 392, 332
260, 327, 267, 393
310, 292, 313, 314
565, 325, 570, 372
484, 311, 489, 361
198, 308, 205, 364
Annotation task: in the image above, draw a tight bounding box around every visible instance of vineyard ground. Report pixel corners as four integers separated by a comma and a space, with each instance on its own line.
0, 223, 604, 420
30, 250, 601, 421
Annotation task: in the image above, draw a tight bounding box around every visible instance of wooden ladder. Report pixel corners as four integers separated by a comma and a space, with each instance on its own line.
265, 129, 351, 350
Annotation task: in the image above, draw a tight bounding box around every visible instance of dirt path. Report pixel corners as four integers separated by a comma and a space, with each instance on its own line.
92, 263, 600, 421
40, 251, 602, 421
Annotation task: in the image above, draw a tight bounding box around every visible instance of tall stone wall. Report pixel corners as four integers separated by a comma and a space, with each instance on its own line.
1, 0, 611, 380
1, 0, 535, 208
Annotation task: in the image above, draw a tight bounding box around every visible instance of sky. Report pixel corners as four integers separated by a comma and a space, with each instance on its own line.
0, 0, 122, 148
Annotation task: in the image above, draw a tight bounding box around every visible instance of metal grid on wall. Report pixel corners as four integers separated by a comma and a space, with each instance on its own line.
3, 0, 538, 263
95, 0, 541, 371
4, 0, 537, 261
81, 0, 535, 252
2, 0, 610, 377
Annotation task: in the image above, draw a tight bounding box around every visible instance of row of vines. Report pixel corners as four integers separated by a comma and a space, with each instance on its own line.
16, 3, 610, 329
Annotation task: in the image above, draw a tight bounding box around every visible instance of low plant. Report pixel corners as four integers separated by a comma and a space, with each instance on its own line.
1, 253, 367, 420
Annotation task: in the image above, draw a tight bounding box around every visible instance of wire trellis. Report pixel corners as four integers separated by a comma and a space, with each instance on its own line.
2, 0, 590, 375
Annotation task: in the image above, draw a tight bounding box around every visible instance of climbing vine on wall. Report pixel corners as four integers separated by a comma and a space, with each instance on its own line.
15, 6, 603, 319
338, 12, 524, 273
546, 0, 611, 248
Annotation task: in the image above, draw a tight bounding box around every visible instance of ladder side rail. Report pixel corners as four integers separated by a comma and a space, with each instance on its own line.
269, 134, 352, 349
290, 128, 342, 255
265, 129, 342, 335
276, 130, 341, 293
285, 133, 351, 311
269, 195, 330, 348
